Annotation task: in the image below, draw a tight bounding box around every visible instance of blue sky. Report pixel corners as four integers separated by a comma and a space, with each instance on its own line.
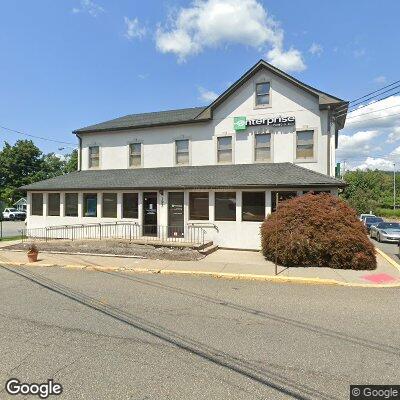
1, 0, 399, 170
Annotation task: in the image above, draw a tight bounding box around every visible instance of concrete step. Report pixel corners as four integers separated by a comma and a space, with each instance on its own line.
199, 244, 219, 255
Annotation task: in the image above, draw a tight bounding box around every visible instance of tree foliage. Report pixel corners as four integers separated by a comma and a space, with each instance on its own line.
341, 170, 396, 214
261, 193, 376, 270
0, 140, 77, 205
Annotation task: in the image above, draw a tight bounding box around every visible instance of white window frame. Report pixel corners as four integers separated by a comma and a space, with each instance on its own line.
128, 142, 143, 168
254, 79, 272, 109
88, 145, 100, 169
175, 139, 190, 166
253, 132, 273, 163
294, 128, 318, 163
215, 135, 234, 164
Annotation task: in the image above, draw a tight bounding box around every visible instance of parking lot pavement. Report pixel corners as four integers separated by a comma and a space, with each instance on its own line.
0, 265, 399, 400
371, 236, 400, 263
0, 220, 25, 238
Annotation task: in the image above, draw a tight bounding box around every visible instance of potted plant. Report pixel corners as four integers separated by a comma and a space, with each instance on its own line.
27, 243, 38, 263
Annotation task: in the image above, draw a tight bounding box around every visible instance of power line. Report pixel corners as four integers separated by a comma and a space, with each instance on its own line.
334, 79, 400, 114
0, 125, 76, 147
335, 90, 400, 119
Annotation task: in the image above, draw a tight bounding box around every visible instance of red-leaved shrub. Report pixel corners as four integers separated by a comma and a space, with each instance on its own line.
261, 193, 376, 270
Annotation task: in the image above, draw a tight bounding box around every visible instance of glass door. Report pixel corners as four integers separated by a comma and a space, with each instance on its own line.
143, 192, 158, 236
168, 192, 184, 238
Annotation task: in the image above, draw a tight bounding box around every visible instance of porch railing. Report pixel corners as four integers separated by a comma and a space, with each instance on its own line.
21, 222, 206, 246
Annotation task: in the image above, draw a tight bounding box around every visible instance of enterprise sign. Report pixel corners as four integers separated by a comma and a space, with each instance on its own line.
234, 115, 295, 131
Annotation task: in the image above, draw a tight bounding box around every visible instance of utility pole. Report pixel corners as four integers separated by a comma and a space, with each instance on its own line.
394, 163, 396, 211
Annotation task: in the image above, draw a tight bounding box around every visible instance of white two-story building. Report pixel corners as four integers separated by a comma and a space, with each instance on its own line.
22, 60, 348, 250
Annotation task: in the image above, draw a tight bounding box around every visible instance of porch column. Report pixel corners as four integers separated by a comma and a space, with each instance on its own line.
265, 190, 272, 216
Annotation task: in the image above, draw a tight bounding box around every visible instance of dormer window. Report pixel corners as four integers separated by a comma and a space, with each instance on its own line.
255, 82, 270, 106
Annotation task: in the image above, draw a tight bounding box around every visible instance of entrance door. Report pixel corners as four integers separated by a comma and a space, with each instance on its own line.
143, 192, 158, 236
168, 192, 184, 238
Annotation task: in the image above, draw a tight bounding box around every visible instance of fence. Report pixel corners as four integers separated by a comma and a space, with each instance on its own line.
21, 222, 206, 246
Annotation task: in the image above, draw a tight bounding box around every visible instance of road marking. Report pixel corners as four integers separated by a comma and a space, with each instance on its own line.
375, 247, 400, 273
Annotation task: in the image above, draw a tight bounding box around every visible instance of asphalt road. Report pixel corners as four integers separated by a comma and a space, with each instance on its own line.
0, 266, 399, 400
0, 220, 25, 238
372, 235, 400, 263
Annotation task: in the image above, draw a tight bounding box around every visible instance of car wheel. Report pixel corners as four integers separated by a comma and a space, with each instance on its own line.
9, 215, 14, 221
377, 233, 381, 242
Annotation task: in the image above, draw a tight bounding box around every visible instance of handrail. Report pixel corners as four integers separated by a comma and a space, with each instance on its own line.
22, 223, 206, 245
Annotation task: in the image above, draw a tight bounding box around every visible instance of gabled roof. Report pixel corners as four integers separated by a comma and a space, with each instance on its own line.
21, 162, 344, 191
74, 59, 348, 134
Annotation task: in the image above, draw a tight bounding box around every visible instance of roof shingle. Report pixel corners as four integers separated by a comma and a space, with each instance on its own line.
21, 163, 344, 191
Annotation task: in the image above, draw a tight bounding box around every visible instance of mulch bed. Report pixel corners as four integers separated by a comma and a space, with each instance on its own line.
5, 239, 204, 261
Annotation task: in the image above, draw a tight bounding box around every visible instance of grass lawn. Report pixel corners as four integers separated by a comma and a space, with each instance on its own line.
0, 235, 24, 242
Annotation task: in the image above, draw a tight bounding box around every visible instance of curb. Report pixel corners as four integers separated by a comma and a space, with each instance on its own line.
375, 247, 400, 273
1, 261, 400, 288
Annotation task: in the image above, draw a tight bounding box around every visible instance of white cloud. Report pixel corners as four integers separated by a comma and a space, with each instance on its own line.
266, 47, 306, 72
137, 73, 149, 80
344, 95, 400, 131
336, 130, 380, 159
308, 42, 323, 56
353, 157, 395, 171
374, 75, 387, 84
386, 127, 400, 143
198, 86, 218, 102
155, 0, 306, 71
72, 0, 104, 17
124, 17, 146, 40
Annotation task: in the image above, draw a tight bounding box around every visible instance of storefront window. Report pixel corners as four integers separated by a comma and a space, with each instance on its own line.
31, 193, 43, 216
48, 193, 60, 216
215, 192, 236, 221
189, 192, 209, 220
65, 193, 78, 217
242, 192, 265, 222
271, 191, 297, 212
217, 137, 232, 163
102, 193, 117, 218
122, 193, 138, 218
83, 193, 97, 217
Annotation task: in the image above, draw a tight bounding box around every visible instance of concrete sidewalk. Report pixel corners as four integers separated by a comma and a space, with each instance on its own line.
0, 240, 399, 287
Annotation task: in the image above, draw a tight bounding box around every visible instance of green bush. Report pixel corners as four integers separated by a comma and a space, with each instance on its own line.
261, 193, 376, 270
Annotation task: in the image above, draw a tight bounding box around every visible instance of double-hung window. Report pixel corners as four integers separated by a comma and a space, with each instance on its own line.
255, 82, 270, 106
89, 146, 100, 168
255, 133, 271, 162
296, 130, 314, 159
175, 139, 189, 165
217, 136, 232, 163
129, 143, 142, 167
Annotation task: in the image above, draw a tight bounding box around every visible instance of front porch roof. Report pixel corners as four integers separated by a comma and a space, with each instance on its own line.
20, 163, 344, 191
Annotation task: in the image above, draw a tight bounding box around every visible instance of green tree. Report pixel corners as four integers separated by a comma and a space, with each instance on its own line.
0, 140, 43, 204
64, 149, 78, 173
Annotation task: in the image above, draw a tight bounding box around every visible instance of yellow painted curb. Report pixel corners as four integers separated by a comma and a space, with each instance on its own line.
2, 262, 400, 288
375, 247, 400, 273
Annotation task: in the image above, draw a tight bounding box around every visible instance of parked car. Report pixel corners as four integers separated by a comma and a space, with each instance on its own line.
359, 213, 375, 222
370, 222, 400, 242
2, 207, 26, 221
363, 216, 384, 233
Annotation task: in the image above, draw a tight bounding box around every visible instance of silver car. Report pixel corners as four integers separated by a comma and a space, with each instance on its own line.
370, 222, 400, 243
